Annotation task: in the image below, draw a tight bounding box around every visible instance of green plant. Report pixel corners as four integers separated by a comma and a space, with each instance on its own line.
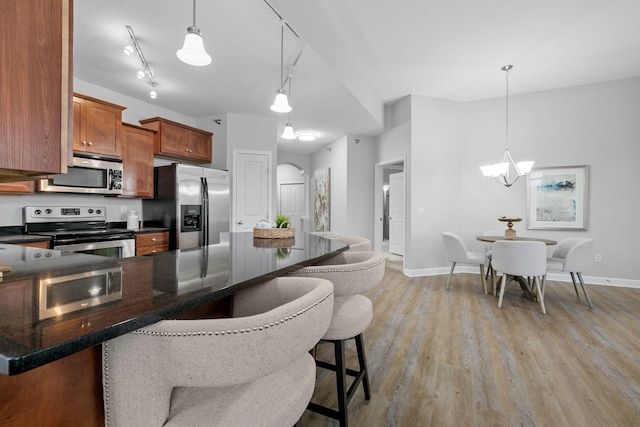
275, 215, 290, 228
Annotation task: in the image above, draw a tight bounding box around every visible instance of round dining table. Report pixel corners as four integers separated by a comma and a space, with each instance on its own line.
476, 235, 557, 300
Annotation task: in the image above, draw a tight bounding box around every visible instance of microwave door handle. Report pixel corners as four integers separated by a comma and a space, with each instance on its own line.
201, 177, 209, 247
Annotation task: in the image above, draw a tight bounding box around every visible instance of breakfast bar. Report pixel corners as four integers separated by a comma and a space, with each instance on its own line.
0, 232, 347, 426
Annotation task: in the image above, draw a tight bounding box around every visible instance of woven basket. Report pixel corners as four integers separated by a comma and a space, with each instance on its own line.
253, 222, 295, 239
253, 237, 295, 248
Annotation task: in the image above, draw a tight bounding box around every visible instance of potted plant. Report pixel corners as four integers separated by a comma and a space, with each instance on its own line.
275, 215, 290, 228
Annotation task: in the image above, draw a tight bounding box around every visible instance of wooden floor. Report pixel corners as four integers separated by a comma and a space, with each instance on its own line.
299, 265, 640, 426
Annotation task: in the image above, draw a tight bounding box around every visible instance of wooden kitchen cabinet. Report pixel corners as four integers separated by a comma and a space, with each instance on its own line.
139, 117, 212, 163
73, 94, 125, 158
121, 123, 155, 198
0, 0, 72, 182
12, 240, 51, 249
0, 181, 35, 194
0, 279, 33, 347
136, 231, 169, 256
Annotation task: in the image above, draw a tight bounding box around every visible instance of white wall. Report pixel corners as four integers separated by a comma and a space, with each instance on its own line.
310, 136, 348, 233
346, 135, 375, 240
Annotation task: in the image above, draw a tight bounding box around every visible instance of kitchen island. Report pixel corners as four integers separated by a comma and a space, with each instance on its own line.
0, 232, 347, 426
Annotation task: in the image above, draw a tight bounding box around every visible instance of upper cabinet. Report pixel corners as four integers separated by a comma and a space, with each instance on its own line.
0, 0, 72, 182
0, 181, 36, 194
121, 123, 155, 198
73, 94, 125, 158
139, 117, 212, 164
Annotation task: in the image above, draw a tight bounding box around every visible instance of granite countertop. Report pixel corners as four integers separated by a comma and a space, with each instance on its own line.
0, 232, 347, 375
134, 227, 169, 234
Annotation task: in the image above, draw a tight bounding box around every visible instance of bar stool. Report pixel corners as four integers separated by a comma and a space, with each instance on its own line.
331, 235, 373, 251
289, 251, 386, 427
102, 277, 334, 427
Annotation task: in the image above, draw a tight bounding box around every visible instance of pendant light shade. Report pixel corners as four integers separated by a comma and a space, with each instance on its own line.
176, 1, 211, 67
281, 123, 296, 139
177, 27, 211, 66
271, 89, 292, 113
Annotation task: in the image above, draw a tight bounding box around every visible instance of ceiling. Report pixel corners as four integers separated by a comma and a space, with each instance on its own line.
74, 0, 640, 156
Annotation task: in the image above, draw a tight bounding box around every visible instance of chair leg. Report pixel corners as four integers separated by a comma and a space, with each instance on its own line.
354, 334, 370, 400
334, 340, 348, 427
576, 272, 594, 308
497, 275, 508, 308
569, 272, 581, 297
534, 276, 546, 314
491, 268, 497, 297
478, 264, 487, 295
445, 262, 456, 289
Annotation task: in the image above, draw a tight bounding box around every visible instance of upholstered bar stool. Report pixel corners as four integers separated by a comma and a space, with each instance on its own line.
309, 231, 342, 238
332, 235, 373, 251
289, 251, 386, 427
102, 277, 334, 427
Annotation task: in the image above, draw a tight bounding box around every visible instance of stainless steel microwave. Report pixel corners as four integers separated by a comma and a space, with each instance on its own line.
38, 154, 123, 195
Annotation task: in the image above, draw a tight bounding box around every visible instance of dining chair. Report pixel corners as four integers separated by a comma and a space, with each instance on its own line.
102, 277, 334, 427
442, 232, 487, 295
288, 251, 385, 427
546, 238, 594, 308
492, 240, 547, 314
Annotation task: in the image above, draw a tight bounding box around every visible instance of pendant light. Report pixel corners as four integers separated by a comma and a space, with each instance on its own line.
281, 78, 296, 139
270, 21, 292, 113
480, 65, 534, 187
176, 0, 211, 67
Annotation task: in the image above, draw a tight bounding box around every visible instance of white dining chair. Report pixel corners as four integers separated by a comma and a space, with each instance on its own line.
442, 232, 487, 295
546, 238, 594, 308
492, 240, 547, 314
482, 229, 505, 291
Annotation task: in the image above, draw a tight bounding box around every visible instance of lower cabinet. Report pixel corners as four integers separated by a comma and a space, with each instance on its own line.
135, 231, 169, 256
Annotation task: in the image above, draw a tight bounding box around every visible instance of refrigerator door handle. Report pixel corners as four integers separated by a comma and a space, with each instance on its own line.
201, 177, 210, 247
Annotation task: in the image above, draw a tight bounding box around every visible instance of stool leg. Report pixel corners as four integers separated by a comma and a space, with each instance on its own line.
355, 334, 370, 400
334, 340, 348, 427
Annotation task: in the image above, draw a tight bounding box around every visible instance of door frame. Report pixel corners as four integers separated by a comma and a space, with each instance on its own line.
374, 156, 406, 257
232, 149, 273, 232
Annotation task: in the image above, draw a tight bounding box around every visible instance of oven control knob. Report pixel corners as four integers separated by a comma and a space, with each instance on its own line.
45, 209, 52, 215
96, 209, 102, 214
34, 252, 42, 259
88, 209, 94, 214
34, 209, 42, 215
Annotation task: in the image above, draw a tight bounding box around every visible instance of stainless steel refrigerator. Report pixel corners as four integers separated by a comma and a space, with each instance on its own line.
142, 163, 230, 250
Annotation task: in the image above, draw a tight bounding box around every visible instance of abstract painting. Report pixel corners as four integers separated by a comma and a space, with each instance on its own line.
526, 165, 589, 230
314, 168, 331, 231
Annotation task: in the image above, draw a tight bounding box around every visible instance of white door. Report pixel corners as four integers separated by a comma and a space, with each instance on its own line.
233, 151, 271, 232
280, 182, 305, 242
280, 183, 304, 228
389, 172, 405, 256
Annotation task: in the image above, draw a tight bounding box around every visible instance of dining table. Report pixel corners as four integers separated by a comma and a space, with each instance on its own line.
476, 235, 557, 300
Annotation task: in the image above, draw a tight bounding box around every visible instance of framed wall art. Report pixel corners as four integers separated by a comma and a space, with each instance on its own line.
313, 168, 331, 231
526, 165, 589, 230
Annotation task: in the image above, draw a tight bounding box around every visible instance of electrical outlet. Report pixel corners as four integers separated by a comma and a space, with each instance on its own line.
594, 254, 602, 263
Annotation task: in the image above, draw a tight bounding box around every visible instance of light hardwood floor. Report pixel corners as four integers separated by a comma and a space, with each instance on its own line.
299, 266, 640, 426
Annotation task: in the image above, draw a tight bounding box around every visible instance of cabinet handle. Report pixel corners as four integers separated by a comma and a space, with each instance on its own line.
151, 237, 157, 241
88, 141, 93, 146
82, 141, 87, 145
151, 249, 157, 253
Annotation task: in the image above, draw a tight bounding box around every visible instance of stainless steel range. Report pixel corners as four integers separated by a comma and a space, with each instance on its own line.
24, 206, 135, 258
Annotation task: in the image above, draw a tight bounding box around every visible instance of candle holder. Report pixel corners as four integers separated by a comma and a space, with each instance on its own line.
498, 217, 522, 240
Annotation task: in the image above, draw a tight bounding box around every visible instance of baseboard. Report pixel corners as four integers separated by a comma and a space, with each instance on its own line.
402, 266, 640, 289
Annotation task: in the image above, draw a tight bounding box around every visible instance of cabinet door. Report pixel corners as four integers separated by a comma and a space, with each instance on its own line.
121, 124, 154, 198
0, 0, 72, 179
189, 131, 213, 163
83, 99, 122, 157
72, 97, 84, 151
0, 181, 35, 194
159, 122, 190, 158
0, 279, 33, 347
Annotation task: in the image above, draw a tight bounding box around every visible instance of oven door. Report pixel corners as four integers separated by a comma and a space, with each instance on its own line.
54, 239, 135, 258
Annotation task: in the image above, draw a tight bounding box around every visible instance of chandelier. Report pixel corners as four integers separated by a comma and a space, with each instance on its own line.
480, 65, 533, 187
